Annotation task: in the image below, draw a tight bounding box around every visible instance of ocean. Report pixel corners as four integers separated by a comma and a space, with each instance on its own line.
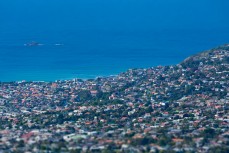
0, 0, 229, 81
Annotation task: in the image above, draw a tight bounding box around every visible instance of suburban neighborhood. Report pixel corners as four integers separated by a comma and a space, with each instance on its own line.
0, 45, 229, 152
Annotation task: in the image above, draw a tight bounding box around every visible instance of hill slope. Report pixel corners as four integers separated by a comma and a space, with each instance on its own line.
104, 43, 229, 102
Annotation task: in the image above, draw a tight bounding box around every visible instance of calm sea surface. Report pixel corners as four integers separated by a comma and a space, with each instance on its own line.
0, 0, 228, 81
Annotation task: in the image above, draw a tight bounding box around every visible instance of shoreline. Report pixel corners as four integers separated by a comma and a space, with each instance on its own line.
1, 43, 228, 83
0, 73, 119, 83
0, 64, 174, 83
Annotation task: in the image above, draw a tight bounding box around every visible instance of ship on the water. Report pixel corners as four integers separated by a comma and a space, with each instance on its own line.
24, 41, 43, 46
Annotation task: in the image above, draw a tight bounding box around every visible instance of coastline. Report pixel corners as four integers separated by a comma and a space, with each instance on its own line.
0, 61, 179, 83
1, 42, 229, 82
0, 64, 173, 83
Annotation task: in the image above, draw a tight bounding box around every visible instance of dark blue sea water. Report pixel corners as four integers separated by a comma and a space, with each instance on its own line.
0, 0, 229, 81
